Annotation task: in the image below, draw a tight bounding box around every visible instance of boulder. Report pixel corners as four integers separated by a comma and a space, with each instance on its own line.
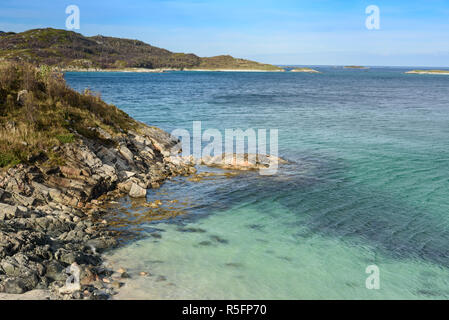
0, 276, 39, 294
129, 183, 146, 198
0, 203, 18, 219
119, 145, 134, 164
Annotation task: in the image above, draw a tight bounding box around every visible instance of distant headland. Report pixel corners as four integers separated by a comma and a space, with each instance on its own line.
343, 65, 369, 69
0, 28, 284, 72
290, 67, 321, 73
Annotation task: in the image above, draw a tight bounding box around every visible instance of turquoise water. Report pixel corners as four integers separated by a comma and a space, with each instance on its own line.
66, 67, 449, 299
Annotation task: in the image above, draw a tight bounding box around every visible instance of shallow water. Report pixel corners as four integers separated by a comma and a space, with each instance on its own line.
66, 67, 449, 299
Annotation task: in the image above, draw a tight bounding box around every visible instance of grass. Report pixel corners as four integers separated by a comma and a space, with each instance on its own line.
55, 133, 75, 144
0, 61, 137, 169
192, 55, 284, 71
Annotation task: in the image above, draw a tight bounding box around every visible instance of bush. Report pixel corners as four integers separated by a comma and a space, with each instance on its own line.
0, 152, 20, 168
56, 133, 75, 144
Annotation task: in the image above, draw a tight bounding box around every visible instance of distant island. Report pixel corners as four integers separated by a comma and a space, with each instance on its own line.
405, 70, 449, 75
290, 67, 321, 73
344, 66, 369, 69
0, 28, 284, 72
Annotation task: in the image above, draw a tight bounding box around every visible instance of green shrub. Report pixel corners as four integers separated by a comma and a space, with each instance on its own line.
56, 133, 75, 144
0, 152, 20, 168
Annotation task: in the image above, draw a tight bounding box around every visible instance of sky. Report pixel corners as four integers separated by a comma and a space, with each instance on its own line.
1, 0, 448, 67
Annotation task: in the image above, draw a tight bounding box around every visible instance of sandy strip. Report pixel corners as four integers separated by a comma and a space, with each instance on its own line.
405, 71, 449, 75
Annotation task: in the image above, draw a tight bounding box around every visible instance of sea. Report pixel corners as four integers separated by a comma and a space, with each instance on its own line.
65, 66, 449, 299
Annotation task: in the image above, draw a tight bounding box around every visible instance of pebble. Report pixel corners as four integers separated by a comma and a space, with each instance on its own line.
117, 267, 127, 274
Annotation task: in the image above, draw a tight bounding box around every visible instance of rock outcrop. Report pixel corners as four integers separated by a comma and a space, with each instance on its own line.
198, 153, 287, 171
0, 123, 195, 299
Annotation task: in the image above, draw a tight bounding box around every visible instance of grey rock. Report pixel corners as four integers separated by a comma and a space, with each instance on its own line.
119, 145, 134, 164
0, 203, 18, 219
92, 290, 109, 300
129, 183, 146, 198
12, 193, 36, 207
0, 114, 198, 298
0, 277, 28, 294
44, 261, 67, 281
0, 253, 45, 277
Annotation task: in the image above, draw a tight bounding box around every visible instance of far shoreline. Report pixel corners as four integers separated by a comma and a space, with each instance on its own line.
61, 68, 286, 73
405, 70, 449, 75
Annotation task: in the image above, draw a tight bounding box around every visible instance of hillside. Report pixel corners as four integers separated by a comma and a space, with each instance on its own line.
0, 28, 283, 71
188, 55, 283, 71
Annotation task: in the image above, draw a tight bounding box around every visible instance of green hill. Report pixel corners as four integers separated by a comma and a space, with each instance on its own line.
0, 28, 282, 71
188, 55, 284, 71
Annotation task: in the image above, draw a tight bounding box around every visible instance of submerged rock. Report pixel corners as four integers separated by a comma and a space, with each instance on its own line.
199, 153, 287, 171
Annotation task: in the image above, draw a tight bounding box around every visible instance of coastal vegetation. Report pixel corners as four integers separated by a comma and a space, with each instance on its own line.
0, 61, 135, 169
0, 28, 281, 71
188, 55, 284, 71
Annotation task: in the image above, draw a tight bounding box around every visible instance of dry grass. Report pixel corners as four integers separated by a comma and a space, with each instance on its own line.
0, 61, 137, 168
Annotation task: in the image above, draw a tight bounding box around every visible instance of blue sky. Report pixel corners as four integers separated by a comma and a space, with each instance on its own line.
1, 0, 448, 66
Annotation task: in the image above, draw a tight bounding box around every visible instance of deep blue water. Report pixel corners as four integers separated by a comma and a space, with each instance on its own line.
65, 67, 449, 299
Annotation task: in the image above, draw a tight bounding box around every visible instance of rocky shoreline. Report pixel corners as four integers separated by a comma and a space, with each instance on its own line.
61, 68, 286, 73
59, 67, 173, 73
0, 61, 288, 300
0, 122, 196, 299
